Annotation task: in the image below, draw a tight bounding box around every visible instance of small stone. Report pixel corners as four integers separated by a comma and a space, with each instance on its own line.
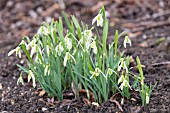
92, 102, 99, 107
29, 10, 38, 19
36, 7, 43, 14
1, 111, 8, 113
142, 35, 147, 39
42, 107, 48, 111
6, 1, 14, 7
39, 90, 46, 97
45, 16, 52, 23
0, 83, 2, 90
105, 11, 110, 18
11, 99, 15, 105
13, 76, 16, 80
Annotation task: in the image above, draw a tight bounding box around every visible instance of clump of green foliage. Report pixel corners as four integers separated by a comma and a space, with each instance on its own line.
8, 6, 155, 106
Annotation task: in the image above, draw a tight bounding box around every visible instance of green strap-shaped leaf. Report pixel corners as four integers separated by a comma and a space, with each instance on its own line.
72, 16, 82, 39
56, 18, 67, 50
20, 43, 33, 64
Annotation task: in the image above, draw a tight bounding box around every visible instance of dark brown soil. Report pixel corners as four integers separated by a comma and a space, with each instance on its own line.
0, 0, 170, 113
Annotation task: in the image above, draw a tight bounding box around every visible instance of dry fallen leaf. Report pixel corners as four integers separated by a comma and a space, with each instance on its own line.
130, 97, 137, 102
128, 32, 142, 38
63, 92, 74, 97
139, 41, 148, 47
71, 81, 77, 97
79, 89, 94, 101
123, 23, 136, 29
130, 56, 136, 66
83, 98, 91, 106
59, 99, 72, 108
39, 90, 46, 97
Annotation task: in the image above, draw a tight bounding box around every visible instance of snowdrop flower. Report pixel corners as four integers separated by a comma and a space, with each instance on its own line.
26, 38, 38, 58
81, 30, 93, 42
8, 39, 29, 58
107, 68, 117, 75
90, 68, 101, 79
123, 36, 131, 48
44, 64, 50, 76
35, 47, 43, 64
107, 68, 113, 75
26, 38, 36, 50
118, 75, 131, 90
92, 13, 103, 27
63, 52, 76, 67
37, 26, 49, 35
17, 73, 24, 85
118, 58, 128, 72
31, 45, 38, 58
81, 29, 93, 51
65, 37, 72, 51
91, 40, 97, 54
146, 92, 149, 104
28, 70, 36, 88
8, 46, 22, 58
55, 42, 64, 56
20, 40, 28, 47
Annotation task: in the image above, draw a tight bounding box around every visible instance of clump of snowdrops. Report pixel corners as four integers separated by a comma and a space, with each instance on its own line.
8, 7, 155, 106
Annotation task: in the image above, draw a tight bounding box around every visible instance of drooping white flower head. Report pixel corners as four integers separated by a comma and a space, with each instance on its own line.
107, 68, 113, 75
8, 39, 31, 58
123, 36, 131, 48
118, 75, 131, 90
55, 42, 64, 56
107, 68, 117, 75
146, 92, 149, 104
37, 26, 49, 36
91, 40, 97, 54
81, 29, 93, 51
17, 73, 24, 85
118, 58, 128, 72
8, 46, 22, 58
92, 13, 103, 27
63, 52, 76, 67
28, 70, 36, 88
90, 68, 101, 79
82, 30, 93, 41
65, 36, 72, 51
26, 38, 38, 58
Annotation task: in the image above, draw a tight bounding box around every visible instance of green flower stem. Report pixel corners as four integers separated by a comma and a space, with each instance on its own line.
114, 30, 119, 58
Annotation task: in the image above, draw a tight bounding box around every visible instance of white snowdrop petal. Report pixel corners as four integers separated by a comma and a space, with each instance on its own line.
8, 49, 16, 56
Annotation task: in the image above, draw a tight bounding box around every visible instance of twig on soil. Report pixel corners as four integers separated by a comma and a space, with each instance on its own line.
110, 99, 123, 112
131, 20, 170, 32
90, 1, 111, 13
135, 10, 170, 22
66, 98, 77, 113
55, 0, 65, 9
41, 3, 60, 17
151, 62, 170, 66
109, 93, 123, 112
81, 1, 111, 14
